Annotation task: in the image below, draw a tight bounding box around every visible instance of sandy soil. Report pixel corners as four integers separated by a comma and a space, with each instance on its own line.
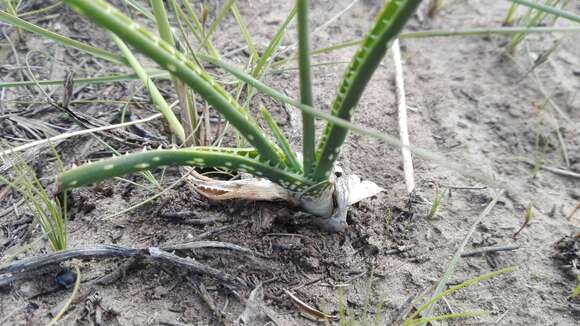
1, 0, 580, 325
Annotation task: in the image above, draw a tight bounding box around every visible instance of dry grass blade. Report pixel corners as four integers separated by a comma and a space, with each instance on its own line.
392, 39, 415, 195
0, 113, 162, 156
283, 289, 339, 322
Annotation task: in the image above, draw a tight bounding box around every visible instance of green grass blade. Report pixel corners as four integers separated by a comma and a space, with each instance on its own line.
297, 0, 315, 177
405, 311, 485, 326
273, 26, 580, 67
260, 106, 302, 173
511, 0, 580, 23
167, 0, 201, 45
122, 0, 155, 20
252, 5, 296, 78
0, 152, 68, 251
57, 148, 313, 194
1, 0, 22, 38
181, 0, 220, 58
503, 3, 519, 25
404, 267, 516, 324
151, 0, 197, 144
507, 0, 568, 52
0, 10, 125, 64
201, 0, 235, 51
19, 1, 64, 17
231, 3, 258, 59
422, 190, 505, 318
65, 0, 282, 166
313, 0, 422, 182
0, 70, 169, 88
109, 32, 186, 143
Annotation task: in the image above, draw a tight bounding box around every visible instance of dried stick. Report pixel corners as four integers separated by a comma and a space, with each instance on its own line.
461, 245, 520, 257
0, 244, 141, 274
163, 240, 273, 270
392, 39, 415, 195
0, 244, 244, 287
162, 240, 265, 257
522, 160, 580, 179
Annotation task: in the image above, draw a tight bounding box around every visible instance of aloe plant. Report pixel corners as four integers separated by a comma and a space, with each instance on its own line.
58, 0, 421, 231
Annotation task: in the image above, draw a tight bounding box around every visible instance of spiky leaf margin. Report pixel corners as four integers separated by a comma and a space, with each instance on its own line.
57, 148, 318, 196
313, 0, 422, 181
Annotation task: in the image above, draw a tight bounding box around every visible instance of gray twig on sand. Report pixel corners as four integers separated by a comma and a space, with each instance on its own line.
0, 244, 244, 287
461, 245, 520, 257
163, 240, 267, 257
162, 240, 272, 270
522, 160, 580, 179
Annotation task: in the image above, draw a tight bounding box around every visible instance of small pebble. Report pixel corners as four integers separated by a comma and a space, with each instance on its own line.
56, 269, 76, 289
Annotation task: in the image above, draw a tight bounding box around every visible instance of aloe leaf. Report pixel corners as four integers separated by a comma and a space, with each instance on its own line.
297, 0, 315, 177
313, 0, 422, 182
0, 10, 125, 64
57, 148, 313, 194
64, 0, 282, 166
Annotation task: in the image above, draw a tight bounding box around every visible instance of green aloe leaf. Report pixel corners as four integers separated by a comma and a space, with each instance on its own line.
296, 0, 315, 177
57, 148, 314, 194
313, 0, 422, 182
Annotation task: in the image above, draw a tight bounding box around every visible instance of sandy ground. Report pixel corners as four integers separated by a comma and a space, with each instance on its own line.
1, 0, 580, 325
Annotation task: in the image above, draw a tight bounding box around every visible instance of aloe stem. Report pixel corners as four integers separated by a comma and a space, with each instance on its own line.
297, 0, 315, 177
313, 0, 422, 182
